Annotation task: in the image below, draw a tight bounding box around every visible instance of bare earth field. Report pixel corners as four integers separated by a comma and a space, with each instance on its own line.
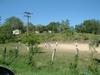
39, 42, 100, 53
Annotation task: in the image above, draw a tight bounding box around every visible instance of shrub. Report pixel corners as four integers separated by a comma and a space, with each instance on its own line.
14, 48, 19, 58
84, 37, 89, 40
90, 39, 100, 47
29, 46, 33, 55
33, 45, 42, 53
22, 34, 40, 46
69, 54, 79, 75
88, 42, 99, 75
28, 55, 35, 66
0, 34, 6, 44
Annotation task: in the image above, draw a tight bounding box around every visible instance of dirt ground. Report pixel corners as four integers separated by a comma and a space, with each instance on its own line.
39, 42, 100, 53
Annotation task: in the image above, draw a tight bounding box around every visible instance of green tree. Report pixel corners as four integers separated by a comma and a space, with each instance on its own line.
28, 22, 35, 33
47, 22, 60, 33
1, 16, 24, 34
0, 34, 6, 43
69, 26, 75, 35
36, 24, 46, 33
22, 34, 40, 46
0, 16, 24, 42
75, 19, 100, 34
75, 24, 84, 33
60, 19, 71, 36
60, 19, 70, 32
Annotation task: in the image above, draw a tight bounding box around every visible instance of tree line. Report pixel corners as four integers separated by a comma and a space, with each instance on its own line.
0, 16, 75, 34
0, 16, 100, 43
75, 19, 100, 34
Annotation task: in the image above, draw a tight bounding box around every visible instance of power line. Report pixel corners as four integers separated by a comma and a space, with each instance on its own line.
24, 12, 33, 35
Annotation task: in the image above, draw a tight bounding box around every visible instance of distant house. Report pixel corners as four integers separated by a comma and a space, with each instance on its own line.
35, 31, 39, 34
13, 29, 21, 35
48, 31, 51, 33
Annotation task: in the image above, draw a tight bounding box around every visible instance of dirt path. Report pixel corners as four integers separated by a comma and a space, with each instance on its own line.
39, 43, 100, 53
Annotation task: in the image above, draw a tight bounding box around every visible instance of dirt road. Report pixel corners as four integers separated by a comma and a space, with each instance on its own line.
39, 43, 100, 53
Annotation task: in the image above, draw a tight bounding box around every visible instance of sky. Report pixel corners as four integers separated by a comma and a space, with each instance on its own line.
0, 0, 100, 26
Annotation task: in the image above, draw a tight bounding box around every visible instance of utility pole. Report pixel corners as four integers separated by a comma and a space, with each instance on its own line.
0, 16, 1, 21
24, 12, 33, 35
0, 16, 1, 26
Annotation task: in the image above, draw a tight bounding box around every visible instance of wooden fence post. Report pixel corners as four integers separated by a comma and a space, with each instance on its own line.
3, 47, 6, 59
75, 42, 79, 54
16, 46, 18, 50
52, 49, 56, 67
15, 46, 18, 58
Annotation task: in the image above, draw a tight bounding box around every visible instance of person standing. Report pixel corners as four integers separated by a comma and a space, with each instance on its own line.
56, 41, 58, 46
44, 42, 47, 47
48, 42, 51, 49
75, 42, 79, 54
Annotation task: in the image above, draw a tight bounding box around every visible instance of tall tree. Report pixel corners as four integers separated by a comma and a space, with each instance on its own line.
60, 19, 70, 32
69, 26, 75, 35
2, 16, 24, 33
35, 24, 46, 33
0, 16, 24, 41
47, 22, 60, 33
75, 19, 100, 34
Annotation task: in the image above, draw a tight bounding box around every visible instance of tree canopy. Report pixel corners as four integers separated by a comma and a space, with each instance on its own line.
1, 16, 24, 34
75, 19, 100, 34
0, 16, 25, 42
1, 16, 100, 35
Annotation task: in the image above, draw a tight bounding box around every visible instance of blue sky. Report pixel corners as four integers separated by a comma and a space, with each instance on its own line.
0, 0, 100, 26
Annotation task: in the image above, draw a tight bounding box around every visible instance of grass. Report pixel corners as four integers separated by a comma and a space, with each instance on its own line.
0, 43, 100, 75
0, 32, 100, 75
32, 33, 100, 43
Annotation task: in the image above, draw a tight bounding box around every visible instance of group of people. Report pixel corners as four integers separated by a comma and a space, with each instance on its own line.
44, 41, 79, 54
44, 42, 51, 49
44, 41, 58, 49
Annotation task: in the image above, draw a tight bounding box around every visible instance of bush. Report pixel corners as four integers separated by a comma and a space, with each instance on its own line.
84, 37, 89, 40
22, 34, 40, 46
33, 45, 41, 53
0, 34, 6, 44
90, 38, 100, 47
69, 54, 79, 75
14, 48, 19, 58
